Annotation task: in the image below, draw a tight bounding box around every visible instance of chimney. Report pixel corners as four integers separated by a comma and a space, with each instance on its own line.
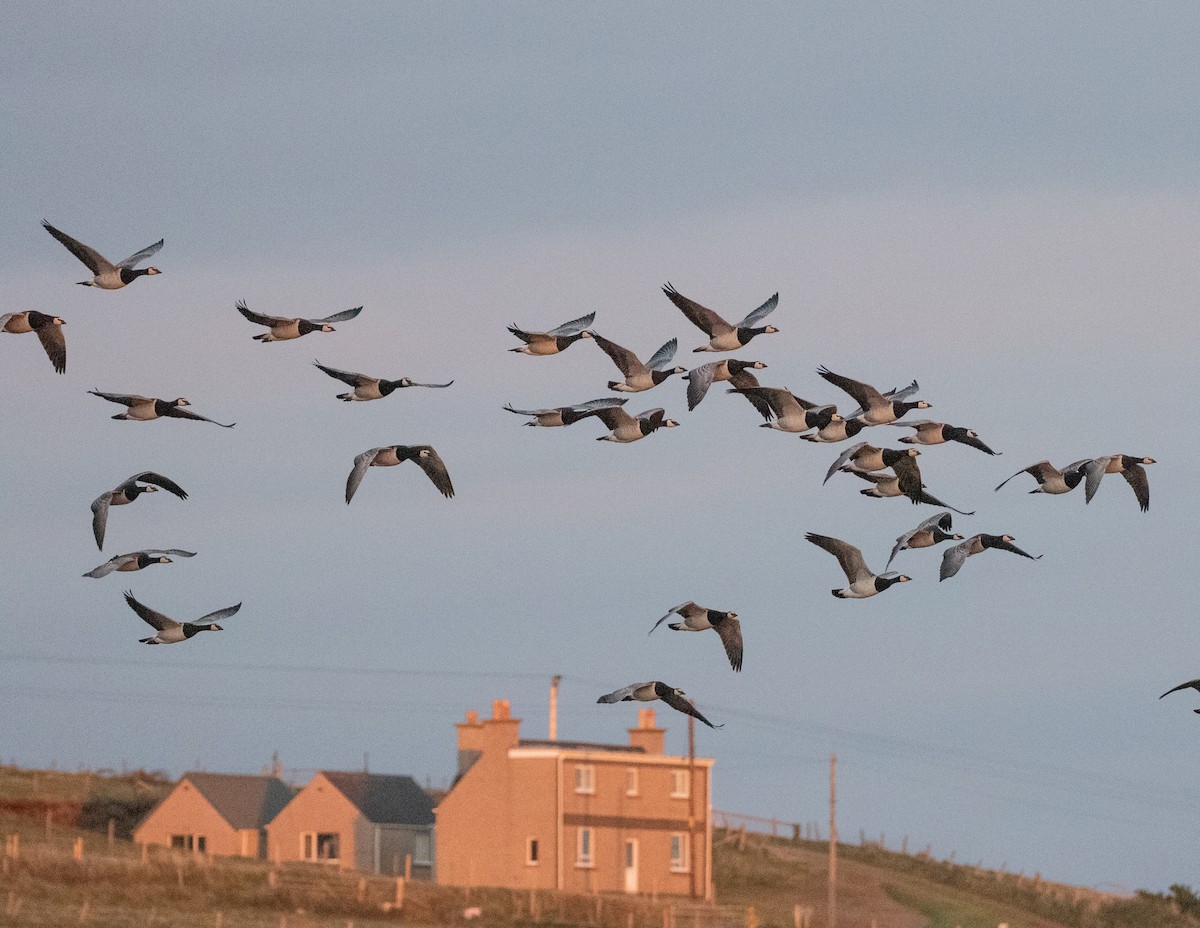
628, 708, 665, 754
456, 709, 485, 777
549, 675, 561, 741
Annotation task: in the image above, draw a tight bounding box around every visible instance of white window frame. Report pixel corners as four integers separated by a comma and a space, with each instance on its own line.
526, 836, 540, 866
574, 764, 595, 795
575, 827, 594, 868
625, 767, 639, 797
412, 831, 432, 866
301, 831, 340, 863
669, 832, 689, 873
670, 769, 690, 799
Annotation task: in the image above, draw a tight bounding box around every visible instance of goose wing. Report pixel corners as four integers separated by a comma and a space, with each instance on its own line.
235, 301, 288, 327
991, 538, 1043, 562
714, 616, 743, 672
130, 472, 188, 499
995, 460, 1057, 491
346, 447, 386, 503
194, 602, 242, 626
662, 283, 731, 337
1160, 679, 1200, 700
649, 601, 694, 634
34, 319, 67, 374
312, 306, 363, 325
116, 238, 164, 269
144, 549, 197, 558
314, 361, 369, 386
685, 363, 718, 410
805, 533, 870, 583
547, 312, 595, 337
89, 390, 149, 407
591, 332, 647, 377
406, 446, 455, 499
939, 539, 976, 581
951, 429, 999, 455
83, 553, 135, 578
824, 442, 870, 485
406, 379, 454, 388
90, 492, 112, 550
817, 367, 884, 410
644, 337, 678, 372
914, 488, 975, 516
636, 408, 667, 428
1121, 463, 1151, 512
597, 682, 645, 703
660, 688, 723, 729
736, 292, 779, 328
852, 379, 920, 416
890, 455, 925, 503
164, 406, 236, 428
1083, 457, 1113, 504
42, 222, 113, 275
919, 512, 954, 533
588, 405, 633, 429
123, 591, 179, 631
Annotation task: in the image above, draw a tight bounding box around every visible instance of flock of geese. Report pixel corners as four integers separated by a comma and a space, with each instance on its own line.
8, 220, 1172, 728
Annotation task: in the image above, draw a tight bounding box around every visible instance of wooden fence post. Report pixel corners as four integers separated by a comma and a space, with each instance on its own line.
108, 820, 116, 848
405, 853, 412, 880
78, 899, 89, 922
45, 809, 52, 838
268, 868, 278, 890
215, 913, 223, 928
394, 877, 406, 910
74, 837, 84, 860
141, 842, 148, 865
746, 906, 757, 928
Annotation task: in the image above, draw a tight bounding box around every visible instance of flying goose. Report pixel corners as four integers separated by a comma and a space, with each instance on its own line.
345, 445, 454, 503
1159, 680, 1200, 713
799, 416, 871, 444
507, 312, 595, 355
84, 549, 196, 579
313, 361, 453, 401
504, 397, 628, 427
590, 333, 686, 392
824, 442, 890, 484
841, 380, 920, 420
890, 420, 999, 455
649, 602, 743, 672
237, 301, 362, 341
584, 406, 679, 443
88, 391, 235, 427
683, 359, 767, 410
91, 472, 188, 550
841, 469, 975, 516
994, 460, 1088, 496
597, 681, 723, 729
1, 311, 66, 374
1083, 455, 1155, 511
817, 367, 930, 425
885, 513, 964, 570
662, 283, 779, 352
940, 534, 1042, 581
806, 533, 911, 599
41, 221, 162, 289
124, 590, 241, 645
727, 386, 840, 434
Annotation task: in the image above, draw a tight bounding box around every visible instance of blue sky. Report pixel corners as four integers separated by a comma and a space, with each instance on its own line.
2, 2, 1198, 894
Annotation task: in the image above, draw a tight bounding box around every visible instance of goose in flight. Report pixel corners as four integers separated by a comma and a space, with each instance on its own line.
841, 469, 975, 516
824, 442, 896, 484
799, 416, 871, 444
88, 391, 235, 427
123, 590, 241, 645
994, 460, 1088, 496
84, 549, 196, 579
649, 602, 743, 672
346, 445, 454, 503
591, 333, 686, 392
817, 367, 930, 425
585, 406, 679, 443
504, 397, 627, 427
507, 312, 594, 355
885, 513, 964, 570
939, 534, 1042, 581
1159, 679, 1200, 713
684, 359, 767, 411
728, 386, 840, 434
91, 472, 188, 550
662, 283, 779, 352
890, 420, 999, 455
313, 361, 453, 401
1083, 455, 1155, 511
42, 221, 162, 289
237, 301, 362, 341
597, 681, 723, 729
805, 533, 911, 599
1, 311, 66, 374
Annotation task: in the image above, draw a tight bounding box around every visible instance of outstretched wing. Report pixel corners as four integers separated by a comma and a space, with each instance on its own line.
164, 406, 236, 428
236, 301, 286, 327
685, 363, 717, 411
805, 533, 869, 583
596, 683, 642, 704
660, 689, 723, 729
816, 366, 884, 410
89, 390, 147, 407
662, 283, 729, 337
991, 538, 1043, 562
406, 379, 454, 388
547, 312, 595, 337
824, 442, 869, 485
407, 446, 455, 499
116, 238, 164, 269
42, 221, 112, 275
644, 338, 678, 372
591, 332, 646, 377
83, 553, 135, 578
736, 292, 779, 328
131, 472, 188, 499
890, 455, 925, 504
1083, 457, 1113, 504
313, 306, 364, 325
34, 320, 67, 374
313, 361, 368, 386
1122, 463, 1150, 512
649, 602, 692, 635
346, 448, 385, 504
145, 549, 197, 558
194, 602, 242, 626
90, 493, 112, 550
995, 460, 1055, 492
1160, 679, 1200, 700
714, 617, 743, 673
939, 540, 973, 581
123, 591, 178, 630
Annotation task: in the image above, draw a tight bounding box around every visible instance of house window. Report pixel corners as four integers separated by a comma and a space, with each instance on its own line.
169, 834, 204, 852
670, 833, 689, 873
670, 770, 689, 799
413, 832, 432, 866
574, 765, 595, 794
302, 832, 340, 862
576, 827, 594, 868
625, 768, 639, 797
197, 836, 206, 853
526, 837, 539, 866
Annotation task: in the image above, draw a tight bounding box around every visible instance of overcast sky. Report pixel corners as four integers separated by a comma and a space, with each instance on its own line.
2, 2, 1198, 895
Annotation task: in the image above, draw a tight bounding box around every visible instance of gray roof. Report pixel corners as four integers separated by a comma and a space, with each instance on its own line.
183, 772, 294, 829
320, 771, 435, 826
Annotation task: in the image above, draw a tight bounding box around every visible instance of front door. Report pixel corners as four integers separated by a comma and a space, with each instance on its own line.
623, 838, 638, 894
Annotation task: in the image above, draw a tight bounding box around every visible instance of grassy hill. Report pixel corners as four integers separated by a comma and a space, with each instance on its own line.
0, 765, 1196, 928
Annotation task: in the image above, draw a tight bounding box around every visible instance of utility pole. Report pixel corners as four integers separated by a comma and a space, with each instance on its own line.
828, 753, 837, 928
